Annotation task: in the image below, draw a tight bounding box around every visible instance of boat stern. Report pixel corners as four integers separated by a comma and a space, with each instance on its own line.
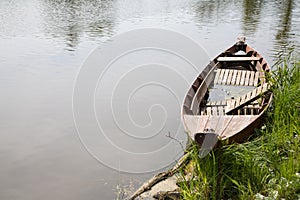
194, 129, 220, 157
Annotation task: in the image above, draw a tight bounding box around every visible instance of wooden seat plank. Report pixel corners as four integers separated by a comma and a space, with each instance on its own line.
227, 70, 234, 85
212, 106, 218, 115
236, 70, 242, 86
220, 100, 225, 106
254, 71, 260, 86
214, 69, 221, 85
249, 90, 255, 100
239, 93, 247, 106
206, 100, 228, 107
218, 69, 225, 84
231, 70, 238, 85
215, 69, 258, 86
206, 107, 212, 115
244, 71, 251, 86
240, 70, 247, 85
218, 106, 224, 115
222, 69, 229, 85
249, 71, 255, 86
217, 57, 261, 62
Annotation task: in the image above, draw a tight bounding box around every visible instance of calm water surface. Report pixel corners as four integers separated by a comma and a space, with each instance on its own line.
0, 0, 299, 199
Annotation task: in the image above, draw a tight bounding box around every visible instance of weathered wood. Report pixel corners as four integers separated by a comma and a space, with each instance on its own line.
206, 107, 212, 115
254, 71, 260, 86
212, 106, 218, 115
217, 56, 260, 62
192, 78, 201, 90
240, 70, 246, 85
222, 69, 230, 85
214, 69, 258, 86
214, 69, 221, 85
182, 40, 272, 149
250, 88, 257, 99
221, 100, 226, 106
191, 63, 218, 114
245, 71, 250, 86
249, 104, 254, 115
236, 70, 242, 86
218, 106, 224, 115
221, 115, 259, 139
225, 83, 270, 114
227, 70, 233, 85
231, 70, 238, 85
218, 68, 225, 84
249, 71, 255, 86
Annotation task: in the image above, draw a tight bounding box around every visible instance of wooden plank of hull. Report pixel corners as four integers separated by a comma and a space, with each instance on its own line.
183, 115, 260, 142
221, 115, 260, 139
191, 63, 217, 114
183, 115, 229, 139
183, 115, 209, 135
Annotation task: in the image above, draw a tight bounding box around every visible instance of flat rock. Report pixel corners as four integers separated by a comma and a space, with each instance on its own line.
138, 175, 179, 199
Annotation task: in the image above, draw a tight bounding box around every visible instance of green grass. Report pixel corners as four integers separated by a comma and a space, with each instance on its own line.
179, 57, 300, 199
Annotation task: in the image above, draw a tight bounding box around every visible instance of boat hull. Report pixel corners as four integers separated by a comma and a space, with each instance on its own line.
181, 39, 272, 148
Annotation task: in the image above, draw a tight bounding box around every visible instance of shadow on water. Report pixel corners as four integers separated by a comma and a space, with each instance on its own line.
242, 0, 262, 36
41, 0, 116, 51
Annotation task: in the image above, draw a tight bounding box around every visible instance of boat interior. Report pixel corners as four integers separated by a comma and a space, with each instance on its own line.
183, 41, 272, 118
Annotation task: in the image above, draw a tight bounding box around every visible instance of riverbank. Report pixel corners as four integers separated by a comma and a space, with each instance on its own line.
130, 56, 300, 199
179, 56, 300, 199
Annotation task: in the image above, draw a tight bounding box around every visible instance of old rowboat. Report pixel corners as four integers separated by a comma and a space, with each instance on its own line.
181, 37, 272, 149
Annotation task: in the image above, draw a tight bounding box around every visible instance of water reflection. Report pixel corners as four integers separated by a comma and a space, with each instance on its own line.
41, 0, 115, 50
275, 0, 293, 40
193, 0, 235, 26
242, 0, 262, 36
274, 0, 294, 55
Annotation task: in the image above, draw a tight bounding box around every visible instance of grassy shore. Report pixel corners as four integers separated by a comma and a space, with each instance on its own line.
179, 57, 300, 199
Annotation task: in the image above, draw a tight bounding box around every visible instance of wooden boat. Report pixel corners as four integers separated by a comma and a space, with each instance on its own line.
181, 37, 272, 149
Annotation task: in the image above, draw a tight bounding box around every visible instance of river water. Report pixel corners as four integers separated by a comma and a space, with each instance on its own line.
0, 0, 299, 199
